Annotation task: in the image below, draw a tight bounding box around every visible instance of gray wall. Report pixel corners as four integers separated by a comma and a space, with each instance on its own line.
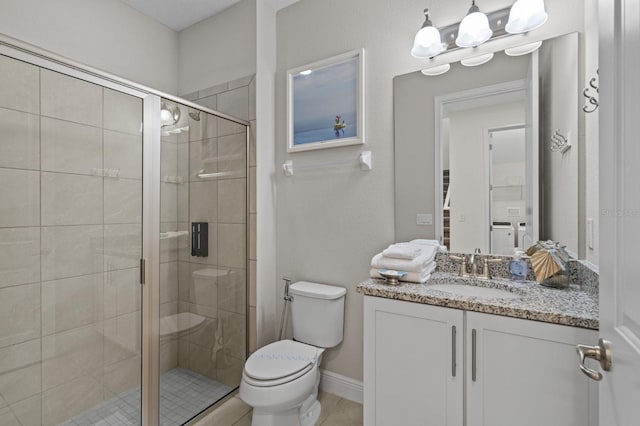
394, 54, 529, 242
0, 0, 179, 93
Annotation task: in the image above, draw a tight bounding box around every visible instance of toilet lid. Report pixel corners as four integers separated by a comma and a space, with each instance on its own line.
244, 340, 319, 382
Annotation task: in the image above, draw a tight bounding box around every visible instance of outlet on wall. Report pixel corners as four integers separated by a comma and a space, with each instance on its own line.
416, 213, 433, 226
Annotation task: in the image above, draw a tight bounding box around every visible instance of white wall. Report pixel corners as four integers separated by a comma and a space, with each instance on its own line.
448, 103, 525, 253
539, 33, 579, 254
0, 0, 179, 93
178, 0, 257, 95
275, 0, 592, 384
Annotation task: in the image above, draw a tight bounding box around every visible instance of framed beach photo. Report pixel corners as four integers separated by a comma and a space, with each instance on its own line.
286, 49, 365, 153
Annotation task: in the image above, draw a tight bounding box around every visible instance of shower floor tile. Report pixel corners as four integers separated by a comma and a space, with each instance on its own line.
59, 368, 233, 426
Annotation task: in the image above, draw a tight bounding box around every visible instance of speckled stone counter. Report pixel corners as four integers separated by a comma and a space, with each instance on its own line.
357, 271, 599, 330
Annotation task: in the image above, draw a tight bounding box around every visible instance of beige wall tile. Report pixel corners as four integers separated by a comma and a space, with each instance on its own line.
0, 168, 39, 227
0, 339, 41, 405
218, 178, 247, 224
161, 222, 180, 263
216, 351, 243, 387
197, 95, 217, 111
9, 394, 41, 426
218, 268, 246, 315
178, 338, 190, 368
218, 133, 246, 177
103, 354, 140, 396
219, 311, 246, 360
0, 55, 39, 114
104, 88, 142, 136
104, 130, 142, 180
104, 224, 142, 271
189, 343, 217, 380
41, 324, 103, 391
41, 375, 103, 426
104, 312, 141, 366
218, 223, 246, 269
104, 268, 140, 319
249, 121, 256, 167
218, 117, 245, 137
0, 227, 40, 289
0, 407, 21, 426
41, 117, 101, 175
41, 225, 103, 281
249, 261, 256, 307
249, 214, 256, 261
161, 182, 178, 223
41, 273, 103, 335
160, 261, 179, 304
0, 284, 40, 348
178, 261, 192, 302
217, 87, 249, 121
190, 181, 218, 223
0, 108, 39, 170
161, 141, 178, 178
189, 317, 218, 350
104, 178, 142, 224
190, 267, 219, 309
160, 338, 178, 373
190, 113, 218, 142
249, 167, 256, 213
189, 138, 217, 182
41, 69, 102, 127
41, 172, 103, 226
249, 306, 257, 353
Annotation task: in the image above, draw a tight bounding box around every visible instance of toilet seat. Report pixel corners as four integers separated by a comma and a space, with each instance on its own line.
244, 340, 320, 387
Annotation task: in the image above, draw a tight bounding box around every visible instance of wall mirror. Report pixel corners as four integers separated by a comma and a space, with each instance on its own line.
394, 32, 587, 258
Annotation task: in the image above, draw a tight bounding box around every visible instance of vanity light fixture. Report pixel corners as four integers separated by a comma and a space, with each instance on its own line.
460, 52, 494, 67
455, 1, 493, 48
411, 8, 446, 59
504, 40, 543, 56
505, 0, 548, 34
421, 64, 451, 76
160, 101, 180, 126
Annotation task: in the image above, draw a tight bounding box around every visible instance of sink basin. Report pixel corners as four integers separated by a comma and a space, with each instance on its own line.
428, 284, 521, 299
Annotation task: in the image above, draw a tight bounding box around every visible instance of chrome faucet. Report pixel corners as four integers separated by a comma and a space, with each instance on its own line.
450, 249, 501, 280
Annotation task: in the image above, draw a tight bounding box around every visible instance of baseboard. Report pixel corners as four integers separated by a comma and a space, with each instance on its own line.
319, 369, 363, 404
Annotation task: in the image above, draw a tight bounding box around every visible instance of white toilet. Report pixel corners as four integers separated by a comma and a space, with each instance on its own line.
239, 281, 347, 426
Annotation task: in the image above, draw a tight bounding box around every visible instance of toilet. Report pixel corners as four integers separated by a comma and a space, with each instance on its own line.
239, 281, 347, 426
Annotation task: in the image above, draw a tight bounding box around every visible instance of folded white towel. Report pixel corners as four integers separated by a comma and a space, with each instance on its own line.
370, 263, 436, 283
410, 239, 448, 253
409, 239, 440, 246
371, 246, 437, 272
382, 243, 422, 260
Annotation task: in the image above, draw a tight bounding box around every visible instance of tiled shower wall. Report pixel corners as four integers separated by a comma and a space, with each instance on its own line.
0, 55, 143, 425
181, 75, 257, 355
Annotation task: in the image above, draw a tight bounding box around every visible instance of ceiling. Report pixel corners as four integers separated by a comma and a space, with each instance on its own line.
121, 0, 300, 31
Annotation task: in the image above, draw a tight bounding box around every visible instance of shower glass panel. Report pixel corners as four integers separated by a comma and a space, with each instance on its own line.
158, 99, 247, 424
0, 54, 143, 425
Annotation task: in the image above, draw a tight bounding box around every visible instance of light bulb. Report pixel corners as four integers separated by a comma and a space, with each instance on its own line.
456, 2, 493, 48
506, 0, 548, 34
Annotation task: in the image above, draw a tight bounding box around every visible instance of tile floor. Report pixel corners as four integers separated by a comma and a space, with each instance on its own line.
60, 368, 232, 426
194, 391, 363, 426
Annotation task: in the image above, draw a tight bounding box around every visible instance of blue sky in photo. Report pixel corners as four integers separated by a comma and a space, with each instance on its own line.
293, 57, 358, 137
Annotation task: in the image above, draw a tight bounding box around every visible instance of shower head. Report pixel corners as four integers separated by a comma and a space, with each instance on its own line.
189, 111, 201, 121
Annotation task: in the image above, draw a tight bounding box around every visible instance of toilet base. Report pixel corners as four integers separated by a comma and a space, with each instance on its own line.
250, 396, 321, 426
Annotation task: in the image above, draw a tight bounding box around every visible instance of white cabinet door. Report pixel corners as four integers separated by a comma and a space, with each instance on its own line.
364, 296, 464, 426
466, 312, 598, 426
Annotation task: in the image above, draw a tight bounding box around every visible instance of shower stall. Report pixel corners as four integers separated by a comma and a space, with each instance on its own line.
0, 39, 248, 426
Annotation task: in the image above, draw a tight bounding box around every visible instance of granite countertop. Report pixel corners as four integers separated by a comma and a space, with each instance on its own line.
357, 271, 599, 330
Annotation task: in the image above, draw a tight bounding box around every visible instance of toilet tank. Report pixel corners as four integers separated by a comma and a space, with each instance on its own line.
289, 281, 347, 348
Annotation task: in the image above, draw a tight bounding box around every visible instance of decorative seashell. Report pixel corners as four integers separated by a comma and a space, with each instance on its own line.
531, 250, 562, 283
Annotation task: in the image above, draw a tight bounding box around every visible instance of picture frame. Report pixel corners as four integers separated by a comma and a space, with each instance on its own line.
286, 49, 365, 153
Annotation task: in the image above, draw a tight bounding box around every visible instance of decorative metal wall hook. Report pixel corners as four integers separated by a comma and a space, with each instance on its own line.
583, 68, 599, 113
550, 129, 571, 153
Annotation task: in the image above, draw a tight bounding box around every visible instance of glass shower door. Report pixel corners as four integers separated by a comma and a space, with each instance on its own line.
0, 53, 144, 425
158, 100, 247, 424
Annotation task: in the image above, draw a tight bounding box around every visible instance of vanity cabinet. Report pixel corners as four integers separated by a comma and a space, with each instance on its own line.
363, 296, 598, 426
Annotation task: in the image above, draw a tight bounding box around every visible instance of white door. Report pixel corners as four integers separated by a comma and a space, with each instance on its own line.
596, 0, 640, 424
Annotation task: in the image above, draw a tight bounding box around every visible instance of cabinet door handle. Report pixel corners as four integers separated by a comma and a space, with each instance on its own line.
452, 325, 457, 377
472, 329, 477, 382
